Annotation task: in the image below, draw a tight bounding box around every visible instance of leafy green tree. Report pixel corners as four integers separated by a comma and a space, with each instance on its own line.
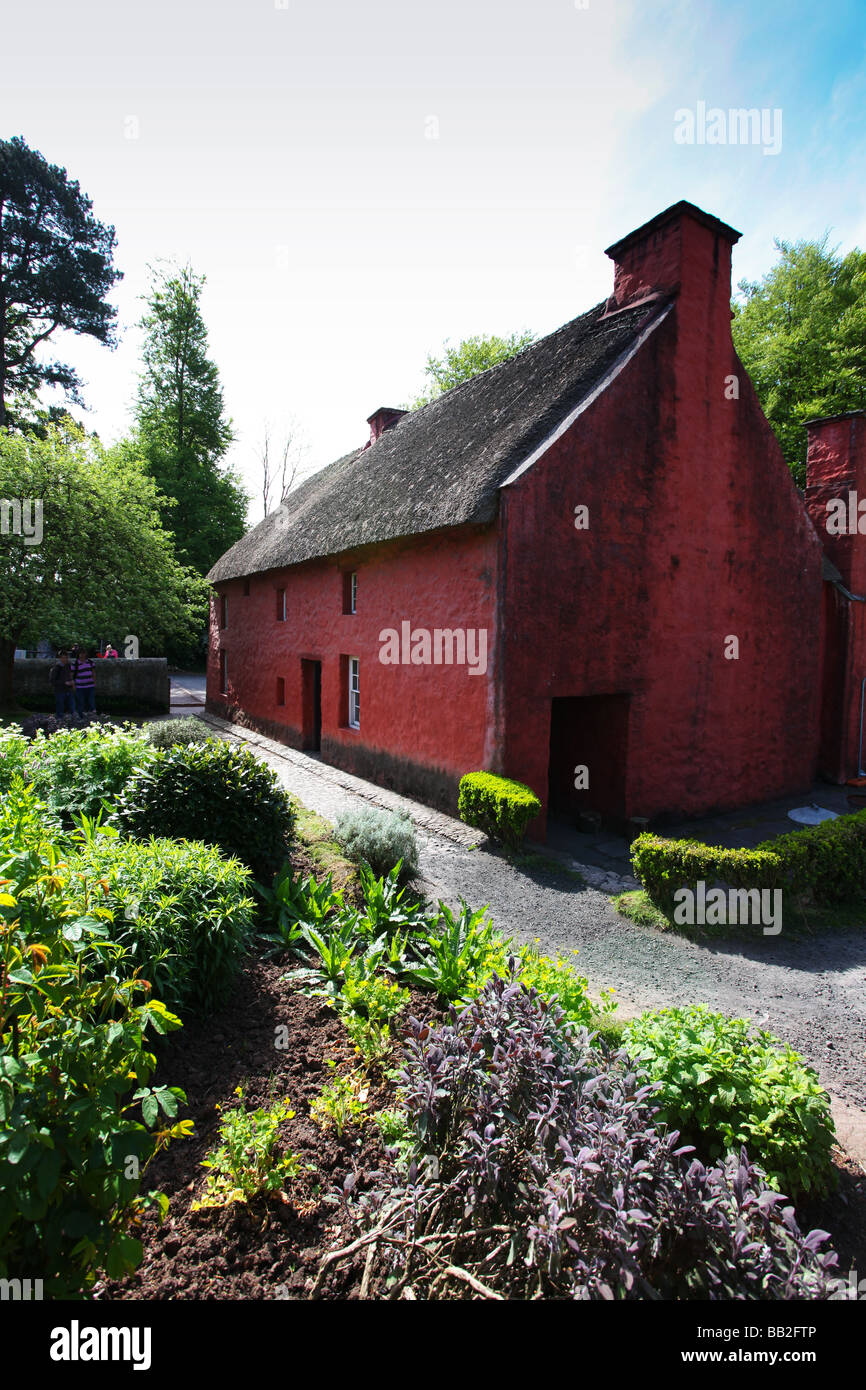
732, 236, 866, 486
408, 330, 536, 409
134, 261, 247, 574
0, 135, 122, 430
0, 424, 209, 707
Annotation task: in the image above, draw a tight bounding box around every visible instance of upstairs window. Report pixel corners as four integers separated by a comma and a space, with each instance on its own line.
348, 657, 360, 729
243, 578, 251, 597
276, 588, 286, 621
342, 571, 357, 615
220, 594, 228, 629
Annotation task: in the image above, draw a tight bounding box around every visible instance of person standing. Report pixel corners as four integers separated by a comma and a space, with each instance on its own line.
51, 651, 76, 718
73, 648, 96, 716
102, 642, 118, 659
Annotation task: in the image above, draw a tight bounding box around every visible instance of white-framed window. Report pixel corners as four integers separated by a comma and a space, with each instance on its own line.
348, 657, 360, 729
342, 570, 358, 615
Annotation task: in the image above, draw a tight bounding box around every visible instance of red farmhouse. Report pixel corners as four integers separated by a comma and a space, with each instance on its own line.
208, 200, 866, 840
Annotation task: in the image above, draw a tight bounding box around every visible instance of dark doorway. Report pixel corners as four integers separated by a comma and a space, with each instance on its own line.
302, 659, 322, 752
548, 694, 630, 825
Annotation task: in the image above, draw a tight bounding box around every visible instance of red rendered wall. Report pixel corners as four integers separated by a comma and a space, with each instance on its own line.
208, 525, 499, 812
500, 215, 824, 836
805, 413, 866, 781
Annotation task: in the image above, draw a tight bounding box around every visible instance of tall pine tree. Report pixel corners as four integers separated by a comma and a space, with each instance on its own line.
0, 134, 122, 430
134, 262, 247, 574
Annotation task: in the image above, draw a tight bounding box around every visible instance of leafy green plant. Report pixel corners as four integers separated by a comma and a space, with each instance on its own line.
67, 824, 256, 1016
112, 739, 297, 883
374, 1106, 416, 1168
344, 1013, 394, 1070
0, 783, 190, 1296
457, 771, 541, 850
291, 915, 363, 998
341, 962, 409, 1023
622, 1004, 836, 1196
310, 1064, 368, 1134
193, 1085, 302, 1208
258, 864, 344, 954
356, 862, 426, 938
145, 717, 210, 749
334, 806, 419, 882
0, 723, 153, 825
404, 899, 509, 1001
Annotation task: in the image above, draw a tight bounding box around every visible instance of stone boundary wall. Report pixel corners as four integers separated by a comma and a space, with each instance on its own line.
14, 658, 170, 710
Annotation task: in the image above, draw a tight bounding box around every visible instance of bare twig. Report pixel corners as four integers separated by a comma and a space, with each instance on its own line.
441, 1265, 504, 1299
360, 1239, 377, 1299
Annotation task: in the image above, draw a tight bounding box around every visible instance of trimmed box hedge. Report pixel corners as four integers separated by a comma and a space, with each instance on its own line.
631, 806, 866, 913
458, 771, 541, 850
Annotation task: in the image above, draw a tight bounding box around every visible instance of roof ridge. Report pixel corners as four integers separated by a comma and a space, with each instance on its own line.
208, 296, 664, 583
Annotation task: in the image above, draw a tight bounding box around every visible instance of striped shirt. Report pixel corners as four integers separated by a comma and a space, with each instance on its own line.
74, 658, 95, 690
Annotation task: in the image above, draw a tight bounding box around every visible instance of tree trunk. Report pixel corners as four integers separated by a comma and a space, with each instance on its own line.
0, 637, 19, 710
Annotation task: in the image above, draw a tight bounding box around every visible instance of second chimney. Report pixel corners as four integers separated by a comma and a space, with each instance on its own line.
366, 406, 407, 447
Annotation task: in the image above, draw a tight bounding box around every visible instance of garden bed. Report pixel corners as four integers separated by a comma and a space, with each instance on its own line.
89, 941, 866, 1300
93, 953, 439, 1301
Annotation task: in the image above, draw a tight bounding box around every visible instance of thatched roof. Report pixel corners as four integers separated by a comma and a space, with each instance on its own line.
209, 296, 667, 583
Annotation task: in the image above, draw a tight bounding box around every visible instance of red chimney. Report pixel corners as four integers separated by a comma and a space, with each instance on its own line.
365, 406, 407, 447
603, 200, 741, 327
805, 411, 866, 596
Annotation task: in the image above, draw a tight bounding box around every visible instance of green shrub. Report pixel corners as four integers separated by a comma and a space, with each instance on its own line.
0, 783, 189, 1297
333, 805, 419, 881
0, 723, 153, 825
622, 1004, 836, 1197
632, 809, 866, 916
630, 833, 781, 916
68, 827, 256, 1016
145, 717, 210, 749
112, 739, 297, 884
758, 810, 866, 903
458, 771, 541, 850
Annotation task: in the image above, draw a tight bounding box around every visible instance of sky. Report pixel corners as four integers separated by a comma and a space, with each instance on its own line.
2, 0, 866, 524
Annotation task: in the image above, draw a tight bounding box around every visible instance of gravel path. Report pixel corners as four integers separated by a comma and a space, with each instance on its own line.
196, 713, 866, 1127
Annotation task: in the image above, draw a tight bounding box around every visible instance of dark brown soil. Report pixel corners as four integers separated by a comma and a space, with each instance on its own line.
92, 951, 436, 1302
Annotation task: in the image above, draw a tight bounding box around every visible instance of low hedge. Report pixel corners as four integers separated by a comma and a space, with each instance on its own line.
632, 807, 866, 914
765, 810, 866, 903
458, 771, 541, 850
630, 835, 781, 915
